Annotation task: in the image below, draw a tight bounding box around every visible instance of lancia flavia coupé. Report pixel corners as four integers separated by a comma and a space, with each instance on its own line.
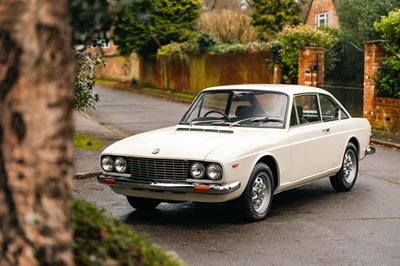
98, 84, 375, 221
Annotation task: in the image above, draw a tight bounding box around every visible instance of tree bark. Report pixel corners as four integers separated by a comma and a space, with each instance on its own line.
0, 1, 74, 265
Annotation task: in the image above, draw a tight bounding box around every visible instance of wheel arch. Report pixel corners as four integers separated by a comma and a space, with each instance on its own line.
256, 155, 279, 190
348, 137, 360, 157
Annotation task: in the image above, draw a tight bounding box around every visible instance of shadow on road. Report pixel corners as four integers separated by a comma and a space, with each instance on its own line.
122, 180, 339, 226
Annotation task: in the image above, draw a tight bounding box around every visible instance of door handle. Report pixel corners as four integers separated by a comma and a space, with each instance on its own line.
322, 128, 330, 133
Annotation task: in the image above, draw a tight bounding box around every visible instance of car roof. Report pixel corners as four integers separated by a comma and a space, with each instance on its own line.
202, 84, 330, 97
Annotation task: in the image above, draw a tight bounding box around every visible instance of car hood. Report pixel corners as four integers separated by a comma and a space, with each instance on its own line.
102, 126, 286, 161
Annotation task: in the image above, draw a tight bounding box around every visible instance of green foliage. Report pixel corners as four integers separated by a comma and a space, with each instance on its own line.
113, 0, 201, 56
74, 52, 106, 110
274, 25, 339, 84
68, 0, 115, 45
334, 0, 400, 85
374, 9, 400, 99
336, 0, 400, 47
251, 0, 305, 41
72, 198, 183, 265
196, 33, 217, 52
157, 33, 269, 56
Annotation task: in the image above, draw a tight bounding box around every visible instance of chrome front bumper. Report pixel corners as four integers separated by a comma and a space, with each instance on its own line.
97, 175, 241, 195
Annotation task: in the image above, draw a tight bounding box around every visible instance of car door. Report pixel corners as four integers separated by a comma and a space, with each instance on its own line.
287, 94, 332, 183
318, 93, 351, 170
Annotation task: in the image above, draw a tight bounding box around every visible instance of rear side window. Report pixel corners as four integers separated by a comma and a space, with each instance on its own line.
319, 94, 349, 122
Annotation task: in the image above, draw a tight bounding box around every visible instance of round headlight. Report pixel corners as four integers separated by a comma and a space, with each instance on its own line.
206, 163, 222, 180
190, 162, 205, 179
101, 156, 114, 172
114, 157, 127, 173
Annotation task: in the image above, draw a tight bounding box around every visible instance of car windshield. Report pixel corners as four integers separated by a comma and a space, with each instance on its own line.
179, 90, 289, 128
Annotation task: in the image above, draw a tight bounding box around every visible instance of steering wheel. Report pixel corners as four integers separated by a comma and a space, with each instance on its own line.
204, 110, 229, 120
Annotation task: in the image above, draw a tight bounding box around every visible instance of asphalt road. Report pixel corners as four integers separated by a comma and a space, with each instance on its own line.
74, 87, 400, 266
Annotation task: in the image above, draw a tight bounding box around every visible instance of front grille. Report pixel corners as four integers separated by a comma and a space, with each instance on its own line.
126, 157, 190, 182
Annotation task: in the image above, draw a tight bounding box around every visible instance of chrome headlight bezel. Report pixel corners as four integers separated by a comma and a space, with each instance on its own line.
189, 162, 206, 179
206, 163, 223, 180
114, 157, 127, 173
101, 156, 114, 172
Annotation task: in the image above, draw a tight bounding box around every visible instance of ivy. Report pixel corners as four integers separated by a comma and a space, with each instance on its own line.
73, 52, 106, 111
273, 25, 339, 84
374, 9, 400, 99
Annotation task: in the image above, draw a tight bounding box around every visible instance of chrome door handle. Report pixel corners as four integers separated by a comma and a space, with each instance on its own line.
322, 128, 330, 133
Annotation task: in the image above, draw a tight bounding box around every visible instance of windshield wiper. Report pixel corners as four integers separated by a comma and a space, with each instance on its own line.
190, 119, 225, 126
230, 116, 284, 127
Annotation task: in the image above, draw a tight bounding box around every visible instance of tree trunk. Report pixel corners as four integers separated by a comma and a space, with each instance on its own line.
0, 1, 74, 265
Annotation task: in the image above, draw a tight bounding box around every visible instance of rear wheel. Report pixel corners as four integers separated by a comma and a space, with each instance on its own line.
330, 142, 359, 192
126, 196, 160, 210
238, 163, 274, 222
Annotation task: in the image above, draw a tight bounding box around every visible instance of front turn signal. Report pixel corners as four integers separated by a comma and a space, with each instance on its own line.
194, 185, 210, 193
104, 178, 116, 184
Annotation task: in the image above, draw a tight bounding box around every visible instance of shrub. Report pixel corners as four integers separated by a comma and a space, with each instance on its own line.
197, 10, 257, 43
113, 0, 201, 56
74, 52, 106, 111
251, 0, 304, 41
274, 25, 339, 84
72, 198, 183, 265
374, 9, 400, 99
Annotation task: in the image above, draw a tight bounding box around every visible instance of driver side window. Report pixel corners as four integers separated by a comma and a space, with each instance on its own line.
290, 94, 321, 126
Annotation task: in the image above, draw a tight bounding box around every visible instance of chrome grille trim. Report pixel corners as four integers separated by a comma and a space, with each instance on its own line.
126, 157, 190, 181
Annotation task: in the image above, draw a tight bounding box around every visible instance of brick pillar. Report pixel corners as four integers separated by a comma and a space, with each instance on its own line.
298, 47, 324, 87
273, 63, 282, 84
363, 41, 385, 120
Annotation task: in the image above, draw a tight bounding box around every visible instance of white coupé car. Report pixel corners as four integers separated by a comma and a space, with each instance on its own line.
98, 84, 375, 221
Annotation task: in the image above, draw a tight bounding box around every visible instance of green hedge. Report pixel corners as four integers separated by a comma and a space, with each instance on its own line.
72, 198, 183, 266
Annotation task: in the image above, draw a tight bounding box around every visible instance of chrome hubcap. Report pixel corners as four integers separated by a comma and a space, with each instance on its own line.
251, 173, 271, 214
343, 150, 357, 183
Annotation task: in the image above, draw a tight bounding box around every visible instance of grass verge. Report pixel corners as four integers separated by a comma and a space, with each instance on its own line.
74, 133, 103, 150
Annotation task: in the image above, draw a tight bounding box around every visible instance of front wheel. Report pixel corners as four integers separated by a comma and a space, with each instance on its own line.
238, 163, 274, 222
126, 196, 160, 211
330, 142, 359, 192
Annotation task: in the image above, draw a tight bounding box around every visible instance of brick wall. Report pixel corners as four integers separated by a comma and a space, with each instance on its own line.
298, 47, 324, 87
364, 41, 400, 133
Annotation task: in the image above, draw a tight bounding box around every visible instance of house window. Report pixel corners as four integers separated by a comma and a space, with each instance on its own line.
315, 12, 328, 27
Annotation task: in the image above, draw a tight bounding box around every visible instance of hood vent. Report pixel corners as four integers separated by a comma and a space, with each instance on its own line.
176, 127, 233, 134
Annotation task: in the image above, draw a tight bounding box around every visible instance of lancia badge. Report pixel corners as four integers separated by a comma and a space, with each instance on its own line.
152, 148, 160, 154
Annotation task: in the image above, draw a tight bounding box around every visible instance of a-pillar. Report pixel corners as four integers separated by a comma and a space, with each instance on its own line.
298, 47, 324, 87
363, 40, 385, 121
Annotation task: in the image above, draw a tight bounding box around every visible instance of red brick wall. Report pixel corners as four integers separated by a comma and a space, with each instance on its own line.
364, 41, 400, 133
298, 47, 325, 87
304, 0, 339, 28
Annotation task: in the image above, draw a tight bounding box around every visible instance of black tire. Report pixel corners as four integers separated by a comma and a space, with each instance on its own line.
330, 142, 359, 192
238, 163, 274, 222
126, 196, 160, 210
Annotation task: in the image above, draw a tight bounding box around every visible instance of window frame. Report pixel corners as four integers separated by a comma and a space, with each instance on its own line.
290, 93, 322, 127
315, 12, 329, 28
